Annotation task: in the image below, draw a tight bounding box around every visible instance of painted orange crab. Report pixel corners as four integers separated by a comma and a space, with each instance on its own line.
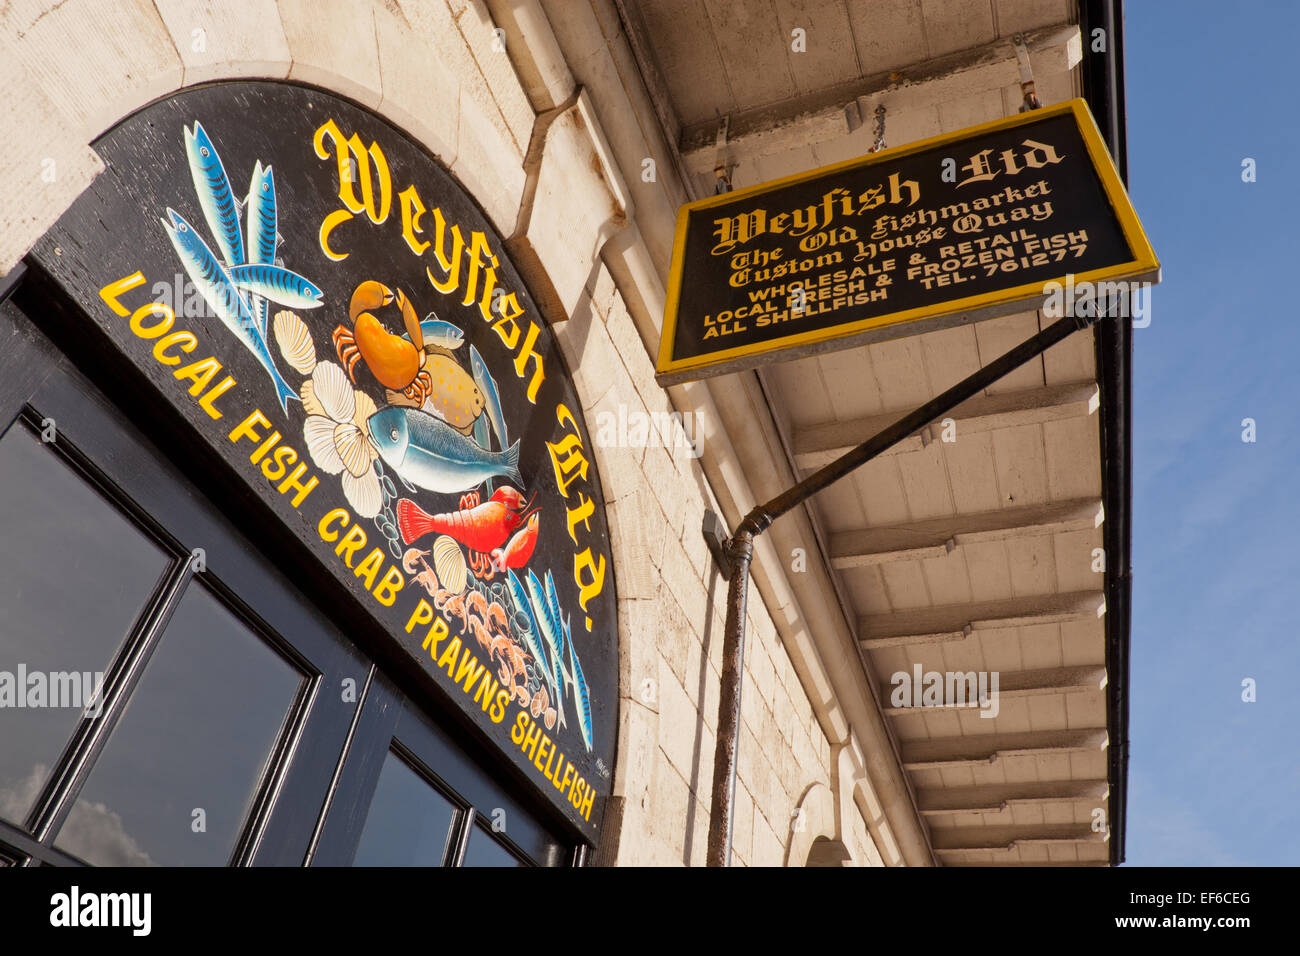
332, 280, 486, 434
333, 280, 432, 405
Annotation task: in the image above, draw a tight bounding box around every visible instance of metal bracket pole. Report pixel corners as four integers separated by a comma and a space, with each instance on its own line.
705, 526, 754, 867
704, 308, 1101, 866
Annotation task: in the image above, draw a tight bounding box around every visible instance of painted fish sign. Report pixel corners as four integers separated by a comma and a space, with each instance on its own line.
29, 82, 618, 840
656, 98, 1160, 385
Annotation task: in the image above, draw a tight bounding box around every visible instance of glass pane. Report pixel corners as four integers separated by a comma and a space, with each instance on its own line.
461, 823, 525, 867
0, 424, 168, 828
54, 583, 303, 866
352, 750, 457, 866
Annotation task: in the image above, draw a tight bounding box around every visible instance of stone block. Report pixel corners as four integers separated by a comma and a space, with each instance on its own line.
452, 89, 526, 237
610, 693, 657, 802
515, 93, 627, 322
374, 5, 460, 166
617, 598, 661, 711
280, 0, 382, 109
655, 661, 700, 786
605, 490, 666, 601
0, 44, 103, 273
445, 0, 535, 154
5, 0, 183, 142
551, 288, 624, 411
583, 389, 646, 504
154, 0, 290, 84
732, 779, 754, 865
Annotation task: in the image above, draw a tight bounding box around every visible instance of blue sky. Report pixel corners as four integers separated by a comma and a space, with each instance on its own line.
1124, 1, 1300, 865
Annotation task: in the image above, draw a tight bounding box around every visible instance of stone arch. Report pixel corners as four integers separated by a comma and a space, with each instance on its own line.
806, 835, 853, 867
3, 0, 528, 274
784, 781, 843, 867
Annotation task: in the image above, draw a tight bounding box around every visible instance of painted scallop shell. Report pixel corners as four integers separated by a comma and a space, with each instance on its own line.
300, 378, 325, 419
342, 469, 382, 519
352, 388, 378, 434
431, 534, 467, 595
304, 415, 345, 475
273, 310, 317, 375
334, 422, 373, 478
311, 361, 355, 423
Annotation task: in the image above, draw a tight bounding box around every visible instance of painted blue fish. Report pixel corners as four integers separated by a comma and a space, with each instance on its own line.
471, 414, 493, 495
184, 121, 244, 267
506, 569, 550, 692
228, 263, 324, 310
469, 344, 508, 452
160, 208, 297, 412
543, 570, 570, 690
418, 317, 465, 351
527, 569, 567, 730
367, 405, 521, 495
245, 160, 277, 338
471, 414, 491, 453
567, 633, 593, 753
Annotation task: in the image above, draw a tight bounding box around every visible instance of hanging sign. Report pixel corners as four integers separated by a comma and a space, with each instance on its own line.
656, 98, 1159, 385
30, 81, 618, 840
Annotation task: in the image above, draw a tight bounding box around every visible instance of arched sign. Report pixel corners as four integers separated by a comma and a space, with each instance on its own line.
29, 81, 618, 840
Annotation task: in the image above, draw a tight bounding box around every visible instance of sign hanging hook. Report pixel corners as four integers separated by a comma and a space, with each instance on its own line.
869, 104, 887, 153
713, 114, 733, 194
1013, 33, 1041, 111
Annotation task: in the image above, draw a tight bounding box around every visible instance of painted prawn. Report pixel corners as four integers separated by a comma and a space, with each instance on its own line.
485, 600, 510, 639
434, 588, 468, 629
402, 547, 438, 597
464, 590, 490, 628
488, 633, 531, 705
467, 615, 492, 652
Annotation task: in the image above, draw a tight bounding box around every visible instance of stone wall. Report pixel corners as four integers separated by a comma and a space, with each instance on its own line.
555, 266, 883, 866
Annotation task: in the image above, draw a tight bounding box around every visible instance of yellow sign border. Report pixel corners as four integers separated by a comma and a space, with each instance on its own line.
655, 98, 1160, 384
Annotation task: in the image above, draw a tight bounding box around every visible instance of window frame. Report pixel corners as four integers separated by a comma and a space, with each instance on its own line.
0, 298, 579, 868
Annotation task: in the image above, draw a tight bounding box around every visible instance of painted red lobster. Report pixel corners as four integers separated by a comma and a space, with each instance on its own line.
396, 487, 540, 580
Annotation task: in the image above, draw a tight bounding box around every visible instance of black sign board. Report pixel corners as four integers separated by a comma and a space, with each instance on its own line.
657, 98, 1158, 384
29, 81, 618, 840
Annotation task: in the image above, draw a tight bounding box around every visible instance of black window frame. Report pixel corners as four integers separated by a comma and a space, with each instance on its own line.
0, 292, 580, 868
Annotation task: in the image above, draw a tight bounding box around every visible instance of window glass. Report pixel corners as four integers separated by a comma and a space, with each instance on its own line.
54, 583, 303, 865
0, 424, 168, 828
461, 822, 525, 867
352, 749, 458, 866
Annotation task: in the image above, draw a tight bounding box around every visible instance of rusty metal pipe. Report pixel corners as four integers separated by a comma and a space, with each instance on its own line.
705, 310, 1097, 866
705, 525, 755, 867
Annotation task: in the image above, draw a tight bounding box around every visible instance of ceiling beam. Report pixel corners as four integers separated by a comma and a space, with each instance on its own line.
860, 590, 1105, 649
678, 24, 1082, 175
795, 382, 1099, 471
882, 665, 1107, 717
930, 823, 1104, 851
901, 728, 1108, 769
941, 858, 1109, 866
831, 497, 1103, 568
916, 779, 1109, 815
